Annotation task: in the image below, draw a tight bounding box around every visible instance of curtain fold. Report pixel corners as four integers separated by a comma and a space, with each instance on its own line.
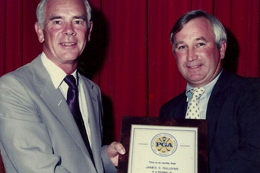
97, 0, 148, 141
0, 0, 6, 75
0, 0, 259, 151
5, 0, 23, 71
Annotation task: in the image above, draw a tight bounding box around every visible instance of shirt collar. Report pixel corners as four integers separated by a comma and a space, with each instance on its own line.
41, 52, 77, 89
186, 70, 223, 100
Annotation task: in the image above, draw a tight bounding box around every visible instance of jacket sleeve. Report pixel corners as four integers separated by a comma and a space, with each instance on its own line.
215, 81, 260, 173
0, 75, 71, 173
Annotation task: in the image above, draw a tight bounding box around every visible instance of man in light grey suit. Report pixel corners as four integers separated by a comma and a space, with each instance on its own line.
0, 0, 125, 172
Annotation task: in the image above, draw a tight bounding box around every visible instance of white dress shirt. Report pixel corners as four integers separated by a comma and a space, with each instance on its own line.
185, 70, 222, 119
41, 52, 92, 146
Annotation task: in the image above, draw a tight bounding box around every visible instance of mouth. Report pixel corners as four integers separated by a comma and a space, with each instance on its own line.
60, 42, 76, 46
188, 65, 202, 69
188, 65, 201, 69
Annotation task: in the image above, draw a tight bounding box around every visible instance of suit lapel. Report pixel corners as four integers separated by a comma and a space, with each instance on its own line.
206, 71, 231, 149
79, 75, 103, 171
160, 92, 187, 118
31, 56, 89, 155
179, 94, 188, 118
175, 92, 188, 118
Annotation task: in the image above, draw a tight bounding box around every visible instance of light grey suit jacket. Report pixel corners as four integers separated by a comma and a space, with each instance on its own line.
0, 55, 116, 173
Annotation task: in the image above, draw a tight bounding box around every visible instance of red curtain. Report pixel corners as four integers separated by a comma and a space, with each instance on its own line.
92, 0, 259, 141
0, 0, 259, 170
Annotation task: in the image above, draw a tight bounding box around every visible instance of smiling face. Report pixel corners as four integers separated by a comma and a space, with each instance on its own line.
35, 0, 92, 73
173, 17, 226, 87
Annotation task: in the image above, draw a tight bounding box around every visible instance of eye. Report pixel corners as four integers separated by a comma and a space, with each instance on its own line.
197, 42, 206, 47
74, 19, 85, 25
53, 20, 62, 25
179, 45, 185, 49
177, 45, 186, 50
75, 20, 81, 24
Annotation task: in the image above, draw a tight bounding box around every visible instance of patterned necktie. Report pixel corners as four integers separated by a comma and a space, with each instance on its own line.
185, 87, 205, 119
64, 75, 94, 164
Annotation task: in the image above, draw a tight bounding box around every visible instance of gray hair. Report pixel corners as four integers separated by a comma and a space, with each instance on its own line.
36, 0, 92, 29
170, 10, 227, 50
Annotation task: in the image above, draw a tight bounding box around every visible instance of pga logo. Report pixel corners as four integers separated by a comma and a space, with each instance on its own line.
151, 133, 178, 156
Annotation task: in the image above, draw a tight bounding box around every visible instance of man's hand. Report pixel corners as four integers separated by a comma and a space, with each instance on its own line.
106, 141, 126, 166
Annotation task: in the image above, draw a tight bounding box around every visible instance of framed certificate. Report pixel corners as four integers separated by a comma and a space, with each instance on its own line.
117, 116, 208, 173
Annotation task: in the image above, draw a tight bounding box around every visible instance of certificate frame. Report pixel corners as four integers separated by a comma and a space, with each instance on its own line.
117, 116, 208, 173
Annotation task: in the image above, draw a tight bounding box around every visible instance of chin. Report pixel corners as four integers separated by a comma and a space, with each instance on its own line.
62, 54, 80, 60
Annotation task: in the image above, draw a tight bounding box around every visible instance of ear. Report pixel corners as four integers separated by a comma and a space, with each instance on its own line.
219, 41, 227, 60
87, 21, 93, 42
35, 22, 45, 43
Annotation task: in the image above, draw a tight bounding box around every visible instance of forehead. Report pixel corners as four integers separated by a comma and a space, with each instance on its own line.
174, 17, 215, 42
45, 0, 86, 18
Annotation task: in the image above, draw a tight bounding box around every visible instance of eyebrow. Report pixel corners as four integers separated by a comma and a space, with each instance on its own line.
174, 37, 208, 47
74, 16, 87, 20
174, 41, 184, 48
195, 37, 208, 42
49, 15, 87, 21
49, 16, 62, 21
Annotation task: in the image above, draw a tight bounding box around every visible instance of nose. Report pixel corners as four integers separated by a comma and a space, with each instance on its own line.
187, 48, 198, 61
64, 22, 76, 36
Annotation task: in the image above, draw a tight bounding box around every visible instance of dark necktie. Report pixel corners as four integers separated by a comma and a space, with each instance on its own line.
64, 75, 94, 164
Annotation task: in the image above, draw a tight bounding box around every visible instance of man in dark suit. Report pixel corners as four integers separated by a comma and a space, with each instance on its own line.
0, 0, 125, 172
159, 10, 260, 172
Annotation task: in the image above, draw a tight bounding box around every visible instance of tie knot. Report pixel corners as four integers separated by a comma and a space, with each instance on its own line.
190, 87, 205, 99
64, 75, 77, 89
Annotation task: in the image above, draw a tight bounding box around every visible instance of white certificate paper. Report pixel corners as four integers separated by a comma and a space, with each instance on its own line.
127, 125, 198, 173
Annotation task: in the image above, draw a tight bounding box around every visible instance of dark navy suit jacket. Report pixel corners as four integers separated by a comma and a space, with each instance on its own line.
160, 70, 260, 173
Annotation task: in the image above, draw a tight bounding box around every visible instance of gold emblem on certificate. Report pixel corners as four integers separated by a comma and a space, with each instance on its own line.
151, 133, 177, 156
